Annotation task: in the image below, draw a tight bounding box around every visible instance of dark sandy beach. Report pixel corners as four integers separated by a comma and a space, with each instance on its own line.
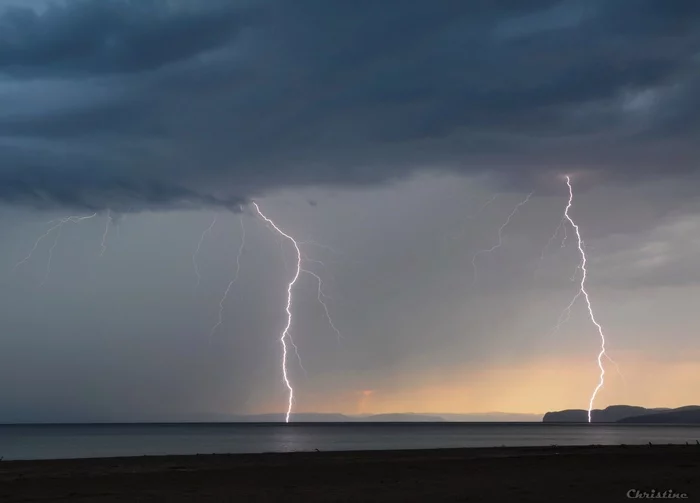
1, 444, 698, 502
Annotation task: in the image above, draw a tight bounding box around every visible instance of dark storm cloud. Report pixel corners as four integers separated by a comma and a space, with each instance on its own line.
0, 0, 254, 75
0, 0, 699, 210
0, 164, 246, 212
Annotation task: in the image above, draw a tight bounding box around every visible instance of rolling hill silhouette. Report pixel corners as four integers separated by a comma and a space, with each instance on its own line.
543, 405, 700, 423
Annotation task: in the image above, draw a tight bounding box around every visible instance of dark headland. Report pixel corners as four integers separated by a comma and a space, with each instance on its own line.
543, 405, 700, 423
1, 445, 699, 502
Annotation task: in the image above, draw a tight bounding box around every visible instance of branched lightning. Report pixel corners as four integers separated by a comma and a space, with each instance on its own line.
209, 214, 246, 338
43, 223, 63, 285
287, 333, 307, 377
548, 290, 582, 338
473, 193, 500, 217
300, 268, 343, 342
300, 253, 327, 271
300, 252, 339, 288
472, 192, 533, 284
298, 240, 345, 256
14, 213, 98, 280
14, 225, 62, 272
248, 203, 344, 419
561, 175, 614, 422
193, 215, 218, 291
251, 202, 300, 423
534, 216, 569, 279
100, 210, 113, 257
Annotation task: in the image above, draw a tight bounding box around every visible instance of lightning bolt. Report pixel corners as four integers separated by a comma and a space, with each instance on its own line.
474, 193, 500, 217
251, 202, 300, 423
193, 215, 218, 292
209, 214, 246, 338
298, 240, 345, 256
42, 223, 63, 285
548, 290, 581, 338
287, 333, 307, 377
534, 216, 569, 279
300, 267, 343, 343
14, 213, 98, 280
100, 210, 113, 257
472, 192, 533, 284
561, 175, 614, 422
284, 260, 340, 374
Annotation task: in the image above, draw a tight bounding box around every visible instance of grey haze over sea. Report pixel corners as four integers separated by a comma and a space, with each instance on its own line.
2, 423, 699, 461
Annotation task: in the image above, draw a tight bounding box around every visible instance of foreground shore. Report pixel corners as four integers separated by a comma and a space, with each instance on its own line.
1, 444, 698, 502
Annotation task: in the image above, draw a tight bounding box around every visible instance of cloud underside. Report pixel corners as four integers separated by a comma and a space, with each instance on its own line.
0, 0, 699, 211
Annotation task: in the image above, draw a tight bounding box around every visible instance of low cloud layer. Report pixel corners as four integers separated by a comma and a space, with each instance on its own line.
0, 0, 699, 211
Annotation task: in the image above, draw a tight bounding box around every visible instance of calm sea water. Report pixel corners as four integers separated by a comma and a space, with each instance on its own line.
1, 423, 699, 460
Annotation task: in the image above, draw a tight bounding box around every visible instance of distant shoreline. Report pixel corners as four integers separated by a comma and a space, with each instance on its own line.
1, 445, 698, 502
1, 420, 698, 426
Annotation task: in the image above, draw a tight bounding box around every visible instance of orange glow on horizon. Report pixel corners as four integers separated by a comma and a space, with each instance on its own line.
250, 350, 700, 416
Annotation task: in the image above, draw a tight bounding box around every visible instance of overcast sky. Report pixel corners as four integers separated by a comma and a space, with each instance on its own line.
0, 0, 699, 421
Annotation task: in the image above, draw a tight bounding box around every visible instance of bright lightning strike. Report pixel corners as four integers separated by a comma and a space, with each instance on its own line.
561, 175, 614, 423
193, 215, 218, 292
472, 192, 533, 285
209, 214, 246, 338
251, 202, 300, 423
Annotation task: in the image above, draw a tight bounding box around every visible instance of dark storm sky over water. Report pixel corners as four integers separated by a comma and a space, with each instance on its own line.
0, 0, 699, 421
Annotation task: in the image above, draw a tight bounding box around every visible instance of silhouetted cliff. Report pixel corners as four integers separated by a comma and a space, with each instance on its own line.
543, 405, 672, 423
